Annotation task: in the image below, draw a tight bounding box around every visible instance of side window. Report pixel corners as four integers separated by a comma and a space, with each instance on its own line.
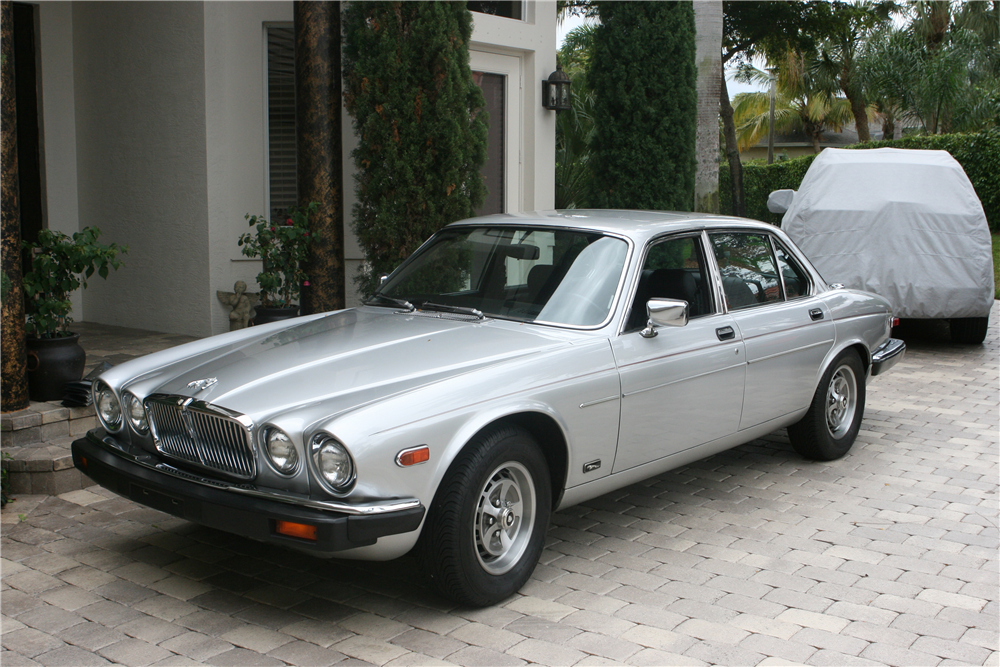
773, 241, 810, 299
626, 236, 714, 331
710, 233, 782, 310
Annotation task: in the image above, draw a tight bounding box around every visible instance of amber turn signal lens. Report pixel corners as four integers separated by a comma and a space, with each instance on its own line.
396, 446, 430, 467
275, 520, 317, 541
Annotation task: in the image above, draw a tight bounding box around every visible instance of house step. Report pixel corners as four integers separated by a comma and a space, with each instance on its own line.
2, 402, 97, 496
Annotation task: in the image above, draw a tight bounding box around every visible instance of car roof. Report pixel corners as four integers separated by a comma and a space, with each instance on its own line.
447, 210, 774, 245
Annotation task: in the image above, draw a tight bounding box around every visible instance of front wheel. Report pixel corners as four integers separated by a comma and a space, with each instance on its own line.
420, 425, 551, 607
788, 349, 865, 461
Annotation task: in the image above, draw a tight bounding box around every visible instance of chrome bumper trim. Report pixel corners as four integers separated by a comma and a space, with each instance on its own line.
871, 338, 905, 377
89, 432, 421, 516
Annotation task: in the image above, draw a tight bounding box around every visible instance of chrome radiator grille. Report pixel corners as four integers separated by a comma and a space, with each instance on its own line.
145, 396, 256, 480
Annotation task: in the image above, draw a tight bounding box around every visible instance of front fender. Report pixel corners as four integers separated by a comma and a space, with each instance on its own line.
317, 338, 620, 511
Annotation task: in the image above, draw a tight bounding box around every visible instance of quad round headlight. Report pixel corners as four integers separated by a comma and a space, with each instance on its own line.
310, 434, 355, 492
124, 393, 148, 434
264, 427, 299, 475
94, 382, 122, 431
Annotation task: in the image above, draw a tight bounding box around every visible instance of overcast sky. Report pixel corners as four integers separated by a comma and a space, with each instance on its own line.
556, 13, 768, 98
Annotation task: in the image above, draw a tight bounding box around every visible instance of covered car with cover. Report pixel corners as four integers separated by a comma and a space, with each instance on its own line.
772, 148, 994, 343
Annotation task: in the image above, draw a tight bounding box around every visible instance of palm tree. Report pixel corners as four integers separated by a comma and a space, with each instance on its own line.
555, 24, 598, 209
860, 1, 1000, 135
733, 56, 856, 154
812, 1, 898, 142
694, 1, 723, 213
555, 87, 597, 209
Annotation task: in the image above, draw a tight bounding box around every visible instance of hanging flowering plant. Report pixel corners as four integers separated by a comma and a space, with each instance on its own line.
238, 202, 318, 308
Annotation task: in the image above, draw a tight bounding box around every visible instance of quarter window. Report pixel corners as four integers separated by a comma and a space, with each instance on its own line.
773, 241, 810, 299
710, 233, 782, 310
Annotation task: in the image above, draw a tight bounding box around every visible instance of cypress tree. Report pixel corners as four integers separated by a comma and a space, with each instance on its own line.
343, 2, 488, 296
589, 1, 697, 211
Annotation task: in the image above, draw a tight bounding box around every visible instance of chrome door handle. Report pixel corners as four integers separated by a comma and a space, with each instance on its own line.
809, 308, 824, 321
716, 326, 735, 341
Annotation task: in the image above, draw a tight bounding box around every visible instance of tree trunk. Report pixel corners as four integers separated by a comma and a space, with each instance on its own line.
850, 96, 870, 143
719, 68, 744, 217
295, 1, 345, 315
1, 0, 29, 412
881, 113, 894, 141
693, 0, 722, 213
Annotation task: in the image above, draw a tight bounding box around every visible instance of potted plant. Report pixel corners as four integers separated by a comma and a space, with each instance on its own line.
238, 202, 316, 325
22, 227, 127, 401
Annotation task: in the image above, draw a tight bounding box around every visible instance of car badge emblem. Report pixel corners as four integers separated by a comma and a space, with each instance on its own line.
186, 378, 218, 391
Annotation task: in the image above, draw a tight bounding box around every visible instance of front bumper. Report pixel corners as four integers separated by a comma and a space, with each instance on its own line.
871, 337, 906, 376
72, 430, 424, 554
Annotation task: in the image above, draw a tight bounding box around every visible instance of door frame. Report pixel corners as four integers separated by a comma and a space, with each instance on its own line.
469, 50, 522, 214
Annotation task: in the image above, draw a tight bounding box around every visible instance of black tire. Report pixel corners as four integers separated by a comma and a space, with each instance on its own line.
419, 425, 551, 607
788, 349, 865, 461
950, 317, 989, 344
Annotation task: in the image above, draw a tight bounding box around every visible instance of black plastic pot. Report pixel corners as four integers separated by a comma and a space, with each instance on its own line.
251, 306, 300, 326
26, 333, 86, 402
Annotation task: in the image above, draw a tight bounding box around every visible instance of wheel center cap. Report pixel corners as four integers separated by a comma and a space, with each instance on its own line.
501, 509, 515, 527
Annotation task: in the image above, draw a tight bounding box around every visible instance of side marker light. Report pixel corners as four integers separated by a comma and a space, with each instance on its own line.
396, 446, 430, 467
275, 520, 317, 541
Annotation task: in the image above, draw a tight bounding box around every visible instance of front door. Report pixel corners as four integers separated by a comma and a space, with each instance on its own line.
612, 234, 747, 473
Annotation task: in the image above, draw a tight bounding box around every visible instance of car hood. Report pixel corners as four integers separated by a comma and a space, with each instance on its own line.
136, 308, 573, 421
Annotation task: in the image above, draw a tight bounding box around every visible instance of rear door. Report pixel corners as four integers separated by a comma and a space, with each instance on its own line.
708, 232, 835, 429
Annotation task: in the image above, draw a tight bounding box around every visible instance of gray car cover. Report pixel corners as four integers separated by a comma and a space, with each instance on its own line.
781, 148, 994, 319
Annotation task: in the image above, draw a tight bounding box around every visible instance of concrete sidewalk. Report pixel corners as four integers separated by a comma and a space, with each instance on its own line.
2, 305, 997, 666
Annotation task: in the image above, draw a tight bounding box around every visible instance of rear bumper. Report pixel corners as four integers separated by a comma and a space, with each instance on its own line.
72, 430, 424, 555
871, 338, 905, 377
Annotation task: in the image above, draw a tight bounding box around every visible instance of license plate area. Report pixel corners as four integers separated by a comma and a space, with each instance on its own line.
129, 483, 186, 515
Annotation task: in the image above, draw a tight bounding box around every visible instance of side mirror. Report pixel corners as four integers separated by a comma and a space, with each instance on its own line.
378, 273, 389, 286
767, 189, 796, 214
640, 298, 688, 338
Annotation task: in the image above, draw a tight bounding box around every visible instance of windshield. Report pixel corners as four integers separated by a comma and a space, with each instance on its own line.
377, 226, 629, 327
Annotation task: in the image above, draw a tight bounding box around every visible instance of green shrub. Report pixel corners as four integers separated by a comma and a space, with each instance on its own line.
238, 202, 317, 308
589, 1, 696, 210
722, 130, 1000, 231
22, 228, 127, 338
343, 1, 487, 298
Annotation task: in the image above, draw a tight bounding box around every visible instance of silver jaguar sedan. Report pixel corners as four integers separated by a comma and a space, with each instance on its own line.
73, 210, 905, 606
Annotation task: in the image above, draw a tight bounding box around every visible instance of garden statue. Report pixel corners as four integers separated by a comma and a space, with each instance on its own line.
217, 280, 259, 330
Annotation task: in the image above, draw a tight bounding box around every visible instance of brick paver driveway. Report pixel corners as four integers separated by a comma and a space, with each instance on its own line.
3, 304, 997, 667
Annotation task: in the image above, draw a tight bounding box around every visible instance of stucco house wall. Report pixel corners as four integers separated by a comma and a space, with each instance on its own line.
32, 1, 557, 337
71, 1, 212, 336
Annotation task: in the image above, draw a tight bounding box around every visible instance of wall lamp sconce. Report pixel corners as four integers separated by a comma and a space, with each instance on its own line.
542, 63, 571, 111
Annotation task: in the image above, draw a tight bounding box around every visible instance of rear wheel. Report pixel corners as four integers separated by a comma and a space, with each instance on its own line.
950, 317, 988, 344
420, 425, 550, 607
788, 349, 865, 461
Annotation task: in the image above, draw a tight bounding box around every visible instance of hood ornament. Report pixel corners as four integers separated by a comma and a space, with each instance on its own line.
186, 377, 218, 391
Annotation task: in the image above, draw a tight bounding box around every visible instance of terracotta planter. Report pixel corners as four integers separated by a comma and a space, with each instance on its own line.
252, 306, 300, 326
26, 333, 86, 402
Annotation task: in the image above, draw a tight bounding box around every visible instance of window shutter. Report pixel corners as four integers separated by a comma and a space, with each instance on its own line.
268, 27, 297, 220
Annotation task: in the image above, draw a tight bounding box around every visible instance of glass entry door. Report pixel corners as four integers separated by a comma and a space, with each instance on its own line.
470, 51, 521, 216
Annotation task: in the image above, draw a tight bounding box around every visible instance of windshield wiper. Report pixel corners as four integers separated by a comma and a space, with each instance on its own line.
419, 302, 485, 320
364, 294, 415, 312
